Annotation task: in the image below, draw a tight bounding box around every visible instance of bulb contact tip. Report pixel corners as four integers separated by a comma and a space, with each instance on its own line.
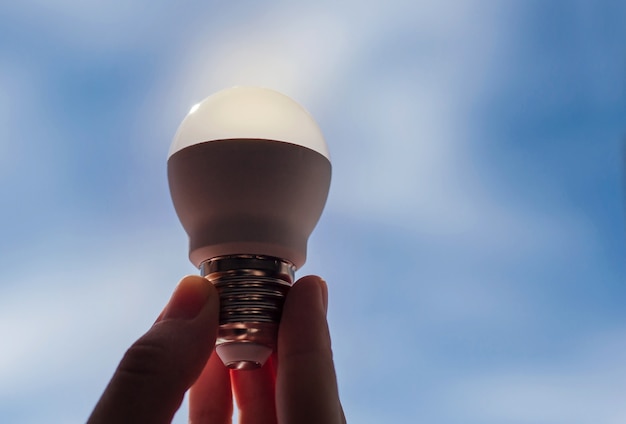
215, 342, 273, 370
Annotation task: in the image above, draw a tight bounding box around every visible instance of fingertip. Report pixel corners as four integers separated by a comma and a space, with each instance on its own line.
292, 275, 328, 314
295, 274, 323, 285
279, 275, 331, 359
157, 275, 218, 323
178, 274, 220, 300
160, 275, 212, 321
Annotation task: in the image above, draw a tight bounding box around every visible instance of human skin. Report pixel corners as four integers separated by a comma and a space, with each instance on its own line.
88, 275, 345, 424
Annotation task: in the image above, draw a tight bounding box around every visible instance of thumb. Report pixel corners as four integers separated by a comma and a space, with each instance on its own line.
88, 275, 219, 424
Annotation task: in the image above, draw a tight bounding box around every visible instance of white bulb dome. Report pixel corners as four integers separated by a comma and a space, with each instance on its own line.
169, 86, 329, 159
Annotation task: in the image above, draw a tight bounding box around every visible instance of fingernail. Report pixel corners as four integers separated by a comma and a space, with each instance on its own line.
319, 277, 329, 315
161, 276, 212, 321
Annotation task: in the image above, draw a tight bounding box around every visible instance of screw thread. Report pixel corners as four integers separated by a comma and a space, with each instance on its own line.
215, 275, 290, 323
200, 255, 295, 368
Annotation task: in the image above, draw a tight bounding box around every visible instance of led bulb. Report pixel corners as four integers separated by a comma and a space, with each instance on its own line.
168, 87, 331, 369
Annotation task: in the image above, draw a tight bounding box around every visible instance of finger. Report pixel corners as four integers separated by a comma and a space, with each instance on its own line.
189, 349, 233, 424
88, 275, 219, 424
276, 275, 344, 424
231, 356, 278, 424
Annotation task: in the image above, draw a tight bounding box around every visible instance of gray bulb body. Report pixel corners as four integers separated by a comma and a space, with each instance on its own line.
167, 138, 331, 369
168, 138, 331, 268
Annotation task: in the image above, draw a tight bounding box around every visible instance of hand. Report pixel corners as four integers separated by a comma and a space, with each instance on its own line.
87, 275, 345, 424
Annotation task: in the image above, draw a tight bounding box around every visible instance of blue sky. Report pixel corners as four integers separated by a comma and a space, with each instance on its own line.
1, 1, 624, 423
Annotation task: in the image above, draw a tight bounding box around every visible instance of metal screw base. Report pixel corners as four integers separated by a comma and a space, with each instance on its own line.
200, 255, 295, 370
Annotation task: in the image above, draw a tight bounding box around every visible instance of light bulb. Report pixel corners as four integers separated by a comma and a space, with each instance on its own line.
167, 86, 331, 370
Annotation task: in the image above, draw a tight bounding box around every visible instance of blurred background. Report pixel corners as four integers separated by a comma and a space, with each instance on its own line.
1, 1, 625, 423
